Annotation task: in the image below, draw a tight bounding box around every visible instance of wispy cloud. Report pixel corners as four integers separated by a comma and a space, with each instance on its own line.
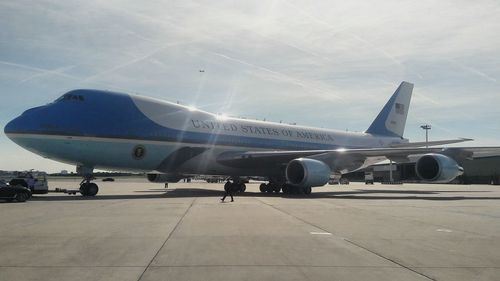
19, 64, 77, 84
81, 41, 193, 83
0, 60, 79, 81
210, 52, 343, 100
448, 59, 499, 84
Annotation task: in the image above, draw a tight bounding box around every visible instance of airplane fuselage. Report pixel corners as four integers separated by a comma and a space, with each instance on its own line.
5, 89, 406, 177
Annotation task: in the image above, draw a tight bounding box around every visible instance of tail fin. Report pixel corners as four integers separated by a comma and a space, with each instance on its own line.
366, 81, 413, 138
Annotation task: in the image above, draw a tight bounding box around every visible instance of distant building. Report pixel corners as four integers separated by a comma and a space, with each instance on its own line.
460, 156, 500, 184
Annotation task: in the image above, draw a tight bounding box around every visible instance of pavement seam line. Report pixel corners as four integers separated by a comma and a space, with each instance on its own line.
343, 239, 436, 281
255, 198, 339, 237
254, 198, 315, 281
136, 199, 196, 281
256, 198, 436, 281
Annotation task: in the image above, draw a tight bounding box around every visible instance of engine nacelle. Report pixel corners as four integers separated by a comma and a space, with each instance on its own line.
147, 173, 183, 183
286, 158, 331, 187
415, 154, 464, 183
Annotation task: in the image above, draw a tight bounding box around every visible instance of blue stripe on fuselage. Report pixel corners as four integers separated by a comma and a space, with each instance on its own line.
5, 89, 341, 150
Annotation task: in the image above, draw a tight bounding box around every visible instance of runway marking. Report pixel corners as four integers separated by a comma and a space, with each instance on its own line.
436, 228, 453, 233
310, 232, 332, 235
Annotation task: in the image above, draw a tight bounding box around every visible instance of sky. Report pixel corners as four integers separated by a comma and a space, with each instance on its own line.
0, 0, 499, 173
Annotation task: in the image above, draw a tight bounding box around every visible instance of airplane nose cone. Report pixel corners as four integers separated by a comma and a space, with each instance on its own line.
4, 115, 23, 136
4, 106, 46, 137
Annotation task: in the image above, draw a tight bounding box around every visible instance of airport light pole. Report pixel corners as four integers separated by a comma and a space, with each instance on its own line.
389, 160, 394, 182
420, 124, 431, 148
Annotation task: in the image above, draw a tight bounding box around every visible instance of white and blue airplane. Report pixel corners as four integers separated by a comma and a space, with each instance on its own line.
4, 82, 499, 196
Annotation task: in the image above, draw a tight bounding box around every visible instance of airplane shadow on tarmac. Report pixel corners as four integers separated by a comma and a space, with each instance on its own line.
27, 186, 500, 202
303, 189, 500, 201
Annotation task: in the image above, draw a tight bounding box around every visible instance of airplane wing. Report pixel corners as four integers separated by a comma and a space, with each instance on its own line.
217, 146, 500, 173
389, 138, 473, 148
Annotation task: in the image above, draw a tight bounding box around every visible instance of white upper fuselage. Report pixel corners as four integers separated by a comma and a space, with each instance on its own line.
134, 94, 404, 150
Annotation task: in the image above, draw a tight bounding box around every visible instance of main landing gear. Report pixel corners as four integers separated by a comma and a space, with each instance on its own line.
259, 182, 312, 195
224, 180, 247, 193
259, 182, 281, 193
77, 166, 99, 197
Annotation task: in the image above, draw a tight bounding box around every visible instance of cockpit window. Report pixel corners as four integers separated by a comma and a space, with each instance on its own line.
55, 93, 85, 102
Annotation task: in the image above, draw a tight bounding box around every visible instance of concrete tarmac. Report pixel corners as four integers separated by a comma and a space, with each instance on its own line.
1, 179, 499, 281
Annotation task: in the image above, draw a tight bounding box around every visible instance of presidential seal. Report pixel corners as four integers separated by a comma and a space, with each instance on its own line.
132, 145, 146, 160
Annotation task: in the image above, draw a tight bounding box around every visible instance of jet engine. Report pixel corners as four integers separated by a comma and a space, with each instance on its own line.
147, 173, 183, 183
286, 158, 331, 187
415, 154, 464, 183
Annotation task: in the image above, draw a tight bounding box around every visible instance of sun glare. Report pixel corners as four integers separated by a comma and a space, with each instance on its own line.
186, 105, 197, 112
216, 113, 228, 121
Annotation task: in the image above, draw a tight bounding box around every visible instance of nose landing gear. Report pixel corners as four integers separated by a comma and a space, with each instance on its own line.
80, 180, 99, 197
77, 166, 99, 197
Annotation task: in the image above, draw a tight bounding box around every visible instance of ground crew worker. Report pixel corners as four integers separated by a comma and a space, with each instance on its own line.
221, 182, 234, 202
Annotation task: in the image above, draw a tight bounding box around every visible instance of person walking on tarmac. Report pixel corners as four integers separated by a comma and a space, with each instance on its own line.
221, 181, 235, 202
26, 174, 35, 192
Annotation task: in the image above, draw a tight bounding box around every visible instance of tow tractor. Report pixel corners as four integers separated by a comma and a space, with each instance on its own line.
8, 171, 82, 195
9, 170, 49, 194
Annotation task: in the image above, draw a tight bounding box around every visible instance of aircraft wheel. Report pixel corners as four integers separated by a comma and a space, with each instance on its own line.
274, 185, 281, 193
266, 184, 274, 193
281, 184, 290, 194
303, 186, 312, 195
259, 183, 266, 193
87, 183, 99, 196
80, 184, 89, 196
81, 183, 99, 197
